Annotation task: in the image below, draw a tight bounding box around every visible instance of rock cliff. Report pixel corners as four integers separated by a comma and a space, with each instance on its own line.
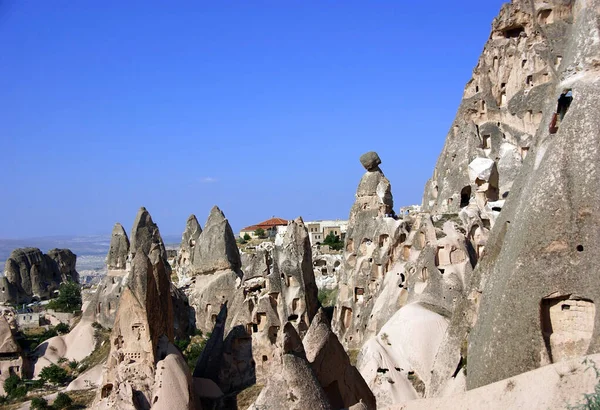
1, 247, 78, 303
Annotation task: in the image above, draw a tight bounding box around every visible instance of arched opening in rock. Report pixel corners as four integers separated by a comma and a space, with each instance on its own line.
541, 296, 595, 363
538, 9, 554, 24
101, 383, 113, 398
503, 25, 524, 38
550, 90, 573, 134
460, 186, 472, 208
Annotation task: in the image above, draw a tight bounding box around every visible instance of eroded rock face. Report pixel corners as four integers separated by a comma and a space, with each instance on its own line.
304, 309, 376, 409
1, 247, 79, 304
0, 315, 23, 396
130, 207, 169, 265
107, 223, 130, 271
191, 206, 241, 276
332, 153, 407, 349
250, 323, 331, 410
174, 214, 202, 284
222, 218, 320, 390
93, 208, 193, 410
464, 0, 600, 389
312, 253, 342, 290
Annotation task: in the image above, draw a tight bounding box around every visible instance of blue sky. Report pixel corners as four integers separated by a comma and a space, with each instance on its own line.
0, 0, 506, 238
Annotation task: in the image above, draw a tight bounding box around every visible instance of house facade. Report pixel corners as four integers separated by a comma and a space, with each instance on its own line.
239, 217, 289, 239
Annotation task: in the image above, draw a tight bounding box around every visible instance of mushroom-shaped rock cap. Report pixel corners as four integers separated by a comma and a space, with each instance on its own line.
360, 151, 381, 171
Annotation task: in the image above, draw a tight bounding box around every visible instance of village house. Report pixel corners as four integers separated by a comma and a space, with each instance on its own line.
239, 217, 289, 239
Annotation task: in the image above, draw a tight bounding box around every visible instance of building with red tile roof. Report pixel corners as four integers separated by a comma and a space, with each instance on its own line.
239, 217, 289, 239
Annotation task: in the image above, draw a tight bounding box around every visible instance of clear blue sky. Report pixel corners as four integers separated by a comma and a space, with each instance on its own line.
0, 0, 506, 238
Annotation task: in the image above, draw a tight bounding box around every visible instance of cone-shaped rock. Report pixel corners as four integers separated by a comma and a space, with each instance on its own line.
304, 309, 376, 409
192, 206, 241, 275
106, 223, 130, 270
130, 207, 168, 262
251, 323, 331, 410
174, 214, 202, 282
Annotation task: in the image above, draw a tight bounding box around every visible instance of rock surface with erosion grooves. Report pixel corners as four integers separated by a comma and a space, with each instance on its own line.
303, 308, 376, 409
249, 323, 331, 410
0, 315, 23, 396
216, 217, 320, 391
106, 223, 130, 271
463, 0, 600, 390
92, 207, 194, 410
174, 214, 202, 284
0, 247, 79, 304
183, 206, 243, 334
192, 206, 241, 276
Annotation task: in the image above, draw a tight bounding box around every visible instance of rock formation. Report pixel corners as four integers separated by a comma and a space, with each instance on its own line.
222, 218, 320, 388
86, 210, 192, 340
0, 315, 24, 396
93, 207, 193, 410
1, 247, 79, 303
174, 214, 202, 284
183, 206, 242, 334
191, 206, 241, 276
106, 223, 130, 271
391, 0, 600, 404
250, 323, 331, 410
303, 309, 375, 409
312, 253, 342, 291
332, 152, 407, 349
462, 0, 600, 390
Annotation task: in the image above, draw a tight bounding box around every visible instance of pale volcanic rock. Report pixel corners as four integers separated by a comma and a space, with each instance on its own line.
93, 207, 193, 410
1, 247, 79, 303
250, 323, 331, 410
0, 315, 23, 396
221, 218, 320, 390
465, 0, 600, 389
303, 309, 376, 409
130, 207, 169, 264
192, 206, 241, 276
174, 214, 202, 284
106, 223, 130, 271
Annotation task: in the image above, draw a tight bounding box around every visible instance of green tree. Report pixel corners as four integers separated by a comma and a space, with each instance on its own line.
254, 228, 266, 238
30, 397, 49, 410
243, 233, 251, 241
39, 364, 69, 385
48, 282, 81, 313
55, 323, 70, 334
4, 375, 22, 397
53, 392, 73, 409
323, 232, 343, 250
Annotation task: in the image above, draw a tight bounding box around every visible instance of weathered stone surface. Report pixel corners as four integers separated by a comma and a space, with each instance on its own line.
106, 223, 130, 271
250, 323, 331, 410
312, 253, 342, 290
217, 218, 320, 391
332, 154, 406, 349
174, 214, 202, 284
191, 206, 241, 276
304, 309, 376, 409
465, 0, 600, 389
1, 247, 78, 304
359, 151, 382, 171
0, 315, 23, 396
130, 207, 168, 264
93, 208, 192, 410
193, 302, 227, 381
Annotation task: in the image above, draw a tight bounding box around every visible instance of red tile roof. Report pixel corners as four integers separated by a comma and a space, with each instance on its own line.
240, 217, 288, 232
